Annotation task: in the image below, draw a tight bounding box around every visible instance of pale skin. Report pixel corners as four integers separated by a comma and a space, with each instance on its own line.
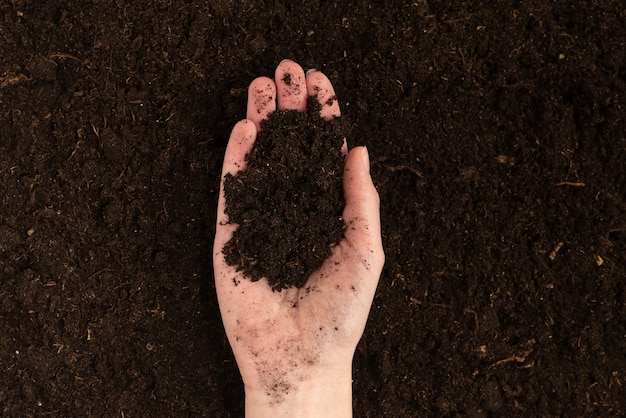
213, 60, 385, 417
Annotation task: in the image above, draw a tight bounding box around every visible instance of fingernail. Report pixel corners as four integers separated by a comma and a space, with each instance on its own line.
280, 58, 293, 64
306, 68, 317, 75
361, 146, 370, 173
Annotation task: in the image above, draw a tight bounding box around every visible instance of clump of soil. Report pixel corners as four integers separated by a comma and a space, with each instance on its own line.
223, 98, 346, 291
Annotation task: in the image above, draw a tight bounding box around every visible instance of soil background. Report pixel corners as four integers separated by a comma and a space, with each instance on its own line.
1, 1, 625, 416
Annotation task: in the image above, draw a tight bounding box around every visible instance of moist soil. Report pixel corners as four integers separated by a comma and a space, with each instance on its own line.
223, 98, 345, 291
1, 1, 625, 417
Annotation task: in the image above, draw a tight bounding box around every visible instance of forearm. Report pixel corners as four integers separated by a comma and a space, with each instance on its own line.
244, 364, 353, 418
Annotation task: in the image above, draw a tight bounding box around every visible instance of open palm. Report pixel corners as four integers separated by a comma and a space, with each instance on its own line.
213, 60, 384, 414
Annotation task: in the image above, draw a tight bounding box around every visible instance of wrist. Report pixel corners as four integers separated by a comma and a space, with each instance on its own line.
244, 363, 353, 418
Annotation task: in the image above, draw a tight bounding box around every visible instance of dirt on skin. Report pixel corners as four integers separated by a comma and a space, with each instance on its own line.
1, 1, 625, 417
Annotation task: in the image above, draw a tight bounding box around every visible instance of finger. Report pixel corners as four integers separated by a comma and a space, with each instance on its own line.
215, 119, 257, 239
275, 59, 307, 112
214, 119, 261, 308
247, 76, 276, 131
341, 147, 384, 268
306, 69, 341, 121
312, 146, 382, 323
221, 119, 257, 178
304, 146, 384, 340
305, 69, 346, 155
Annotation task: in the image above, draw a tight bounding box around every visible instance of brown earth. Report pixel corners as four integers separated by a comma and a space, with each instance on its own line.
223, 99, 346, 291
1, 1, 625, 416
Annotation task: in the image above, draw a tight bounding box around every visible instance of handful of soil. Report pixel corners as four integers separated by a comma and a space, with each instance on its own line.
223, 99, 346, 291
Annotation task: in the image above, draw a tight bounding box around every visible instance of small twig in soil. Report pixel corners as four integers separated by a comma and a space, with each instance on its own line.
556, 181, 585, 187
0, 73, 31, 89
385, 164, 423, 177
549, 241, 564, 261
85, 268, 113, 281
490, 347, 534, 368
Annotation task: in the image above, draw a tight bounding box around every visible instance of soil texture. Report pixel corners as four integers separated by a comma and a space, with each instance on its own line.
223, 98, 345, 291
1, 1, 625, 417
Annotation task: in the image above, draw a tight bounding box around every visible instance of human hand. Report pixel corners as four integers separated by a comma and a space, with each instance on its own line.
213, 60, 384, 417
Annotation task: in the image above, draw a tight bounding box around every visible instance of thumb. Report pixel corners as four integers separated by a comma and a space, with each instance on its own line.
342, 146, 384, 268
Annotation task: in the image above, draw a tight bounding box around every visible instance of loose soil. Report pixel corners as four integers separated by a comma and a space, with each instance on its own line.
1, 1, 625, 417
223, 98, 345, 291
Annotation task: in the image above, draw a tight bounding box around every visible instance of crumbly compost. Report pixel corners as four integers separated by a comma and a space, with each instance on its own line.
223, 98, 346, 290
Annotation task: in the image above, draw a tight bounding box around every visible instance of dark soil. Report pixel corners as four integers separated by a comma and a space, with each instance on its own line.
223, 98, 345, 291
1, 1, 625, 417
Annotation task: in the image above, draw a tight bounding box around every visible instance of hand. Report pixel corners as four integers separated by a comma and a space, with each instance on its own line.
213, 60, 384, 417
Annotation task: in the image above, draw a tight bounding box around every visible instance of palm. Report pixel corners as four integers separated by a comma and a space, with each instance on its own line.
213, 61, 383, 400
214, 231, 376, 393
